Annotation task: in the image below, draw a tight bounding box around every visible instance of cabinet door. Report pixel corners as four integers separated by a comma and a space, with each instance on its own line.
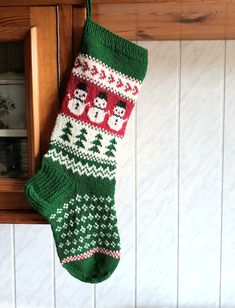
0, 7, 58, 223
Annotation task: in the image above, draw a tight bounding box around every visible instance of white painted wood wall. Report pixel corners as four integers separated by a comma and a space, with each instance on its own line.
1, 40, 235, 308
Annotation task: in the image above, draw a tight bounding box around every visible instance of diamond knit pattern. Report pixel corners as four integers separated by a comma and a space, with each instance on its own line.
25, 2, 148, 284
49, 193, 121, 264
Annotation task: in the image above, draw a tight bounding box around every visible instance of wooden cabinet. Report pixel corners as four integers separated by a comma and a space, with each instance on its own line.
0, 0, 234, 224
0, 6, 71, 223
0, 3, 88, 224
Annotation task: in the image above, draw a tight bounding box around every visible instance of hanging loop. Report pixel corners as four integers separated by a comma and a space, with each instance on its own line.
86, 0, 92, 19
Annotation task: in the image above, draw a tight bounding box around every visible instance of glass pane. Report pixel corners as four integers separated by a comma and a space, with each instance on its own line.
0, 41, 28, 178
0, 83, 26, 129
0, 137, 28, 177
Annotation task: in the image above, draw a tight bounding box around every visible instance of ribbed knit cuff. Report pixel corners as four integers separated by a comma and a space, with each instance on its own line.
81, 18, 148, 81
83, 18, 147, 64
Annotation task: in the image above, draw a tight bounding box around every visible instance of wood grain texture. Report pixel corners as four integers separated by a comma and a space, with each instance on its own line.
92, 2, 235, 40
1, 0, 235, 41
59, 5, 73, 101
0, 211, 47, 224
0, 7, 30, 41
72, 6, 86, 59
0, 0, 84, 4
0, 8, 30, 217
24, 27, 40, 176
1, 0, 235, 5
0, 193, 31, 210
0, 8, 58, 220
30, 7, 59, 157
0, 179, 26, 193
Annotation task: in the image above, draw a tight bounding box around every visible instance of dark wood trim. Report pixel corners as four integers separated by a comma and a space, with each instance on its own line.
0, 0, 118, 6
0, 210, 47, 224
0, 0, 234, 5
0, 0, 83, 5
0, 179, 27, 193
58, 5, 73, 101
72, 6, 86, 59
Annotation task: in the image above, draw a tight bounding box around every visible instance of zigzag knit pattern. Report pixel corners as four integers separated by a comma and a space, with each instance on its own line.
45, 148, 116, 180
25, 12, 148, 284
61, 248, 120, 265
72, 53, 141, 103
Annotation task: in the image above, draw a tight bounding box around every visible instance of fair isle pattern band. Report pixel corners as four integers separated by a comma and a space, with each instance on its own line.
58, 112, 123, 139
72, 53, 142, 103
50, 140, 116, 167
61, 247, 121, 265
24, 15, 148, 283
45, 148, 116, 180
51, 113, 120, 164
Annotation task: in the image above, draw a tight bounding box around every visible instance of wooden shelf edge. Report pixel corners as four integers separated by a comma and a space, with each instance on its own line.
1, 0, 235, 5
2, 1, 235, 40
0, 178, 27, 193
0, 210, 48, 224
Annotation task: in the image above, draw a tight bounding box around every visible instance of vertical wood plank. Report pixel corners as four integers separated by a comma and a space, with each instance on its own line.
54, 249, 94, 308
178, 41, 224, 307
14, 225, 54, 308
24, 27, 40, 176
137, 41, 179, 307
221, 40, 235, 307
96, 109, 136, 307
58, 5, 73, 101
0, 225, 14, 308
72, 6, 85, 60
30, 7, 59, 157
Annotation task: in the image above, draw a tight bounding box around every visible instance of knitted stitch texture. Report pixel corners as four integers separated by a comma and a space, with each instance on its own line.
25, 16, 148, 283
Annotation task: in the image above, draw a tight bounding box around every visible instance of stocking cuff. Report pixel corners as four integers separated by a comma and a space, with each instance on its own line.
81, 18, 148, 81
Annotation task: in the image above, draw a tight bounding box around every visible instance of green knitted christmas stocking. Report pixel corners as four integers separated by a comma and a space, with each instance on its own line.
25, 0, 148, 284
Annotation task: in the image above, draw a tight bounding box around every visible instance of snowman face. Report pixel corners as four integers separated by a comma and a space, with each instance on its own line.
74, 89, 87, 101
94, 97, 107, 110
113, 106, 126, 117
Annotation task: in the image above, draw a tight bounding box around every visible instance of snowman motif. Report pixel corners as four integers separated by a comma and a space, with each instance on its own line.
108, 100, 127, 131
68, 82, 88, 116
88, 92, 109, 124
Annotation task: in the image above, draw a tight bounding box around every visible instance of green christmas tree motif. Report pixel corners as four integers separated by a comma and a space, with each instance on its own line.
105, 138, 117, 157
75, 128, 87, 149
60, 121, 73, 142
89, 133, 103, 153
